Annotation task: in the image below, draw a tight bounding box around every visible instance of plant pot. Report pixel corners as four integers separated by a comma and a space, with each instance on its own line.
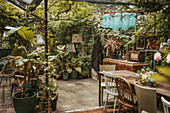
50, 93, 58, 111
63, 73, 69, 80
70, 70, 77, 79
13, 91, 36, 113
77, 74, 83, 79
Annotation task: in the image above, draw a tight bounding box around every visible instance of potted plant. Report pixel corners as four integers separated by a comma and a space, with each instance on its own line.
66, 58, 82, 79
11, 46, 45, 113
38, 74, 58, 112
3, 26, 60, 112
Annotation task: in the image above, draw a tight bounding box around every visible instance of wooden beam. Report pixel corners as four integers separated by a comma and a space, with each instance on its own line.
70, 0, 150, 7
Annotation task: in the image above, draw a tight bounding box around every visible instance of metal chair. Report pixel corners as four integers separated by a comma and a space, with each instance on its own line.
103, 71, 118, 113
115, 77, 138, 113
99, 64, 116, 105
134, 82, 157, 113
161, 96, 170, 113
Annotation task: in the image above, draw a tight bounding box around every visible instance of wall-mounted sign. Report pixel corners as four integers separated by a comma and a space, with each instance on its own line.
72, 34, 82, 43
66, 44, 76, 53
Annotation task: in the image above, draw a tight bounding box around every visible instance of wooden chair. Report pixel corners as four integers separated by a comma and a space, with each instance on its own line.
99, 65, 116, 105
115, 77, 137, 113
134, 82, 157, 113
103, 71, 118, 113
161, 96, 170, 113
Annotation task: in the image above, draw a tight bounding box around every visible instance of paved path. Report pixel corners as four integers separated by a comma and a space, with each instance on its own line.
0, 78, 99, 113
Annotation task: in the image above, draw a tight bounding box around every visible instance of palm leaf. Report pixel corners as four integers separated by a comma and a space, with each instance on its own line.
150, 74, 168, 82
156, 66, 170, 77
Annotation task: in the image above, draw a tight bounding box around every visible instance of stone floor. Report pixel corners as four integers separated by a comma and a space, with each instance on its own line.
0, 78, 100, 113
55, 78, 99, 113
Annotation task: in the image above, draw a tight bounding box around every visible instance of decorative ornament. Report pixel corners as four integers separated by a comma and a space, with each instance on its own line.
78, 52, 87, 58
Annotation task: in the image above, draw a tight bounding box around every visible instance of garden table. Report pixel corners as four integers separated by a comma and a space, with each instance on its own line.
98, 70, 170, 106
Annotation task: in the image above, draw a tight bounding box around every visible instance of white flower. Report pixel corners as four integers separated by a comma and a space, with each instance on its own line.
149, 71, 153, 74
142, 74, 147, 79
167, 53, 170, 63
147, 74, 150, 78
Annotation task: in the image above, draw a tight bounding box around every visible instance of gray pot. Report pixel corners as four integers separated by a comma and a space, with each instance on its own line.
63, 73, 69, 80
71, 69, 78, 79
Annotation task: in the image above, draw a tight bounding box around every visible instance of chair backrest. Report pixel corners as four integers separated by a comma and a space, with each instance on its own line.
115, 77, 135, 107
99, 65, 116, 71
99, 65, 116, 82
161, 96, 170, 113
2, 68, 16, 77
103, 71, 117, 94
134, 82, 157, 113
1, 62, 16, 77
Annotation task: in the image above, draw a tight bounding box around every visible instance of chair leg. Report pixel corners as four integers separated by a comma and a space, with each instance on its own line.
104, 93, 109, 111
113, 97, 117, 113
118, 104, 122, 113
0, 77, 3, 84
9, 77, 11, 85
138, 107, 141, 113
102, 88, 103, 106
5, 77, 8, 84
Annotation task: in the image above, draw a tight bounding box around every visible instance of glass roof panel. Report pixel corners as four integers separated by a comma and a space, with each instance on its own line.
22, 0, 33, 4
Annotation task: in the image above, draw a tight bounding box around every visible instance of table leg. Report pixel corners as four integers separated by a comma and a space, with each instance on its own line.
99, 73, 101, 106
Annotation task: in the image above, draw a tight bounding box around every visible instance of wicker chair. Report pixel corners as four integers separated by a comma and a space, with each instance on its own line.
115, 77, 138, 113
134, 82, 157, 113
0, 62, 16, 85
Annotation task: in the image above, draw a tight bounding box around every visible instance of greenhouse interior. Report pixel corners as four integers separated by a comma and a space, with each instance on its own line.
0, 0, 170, 113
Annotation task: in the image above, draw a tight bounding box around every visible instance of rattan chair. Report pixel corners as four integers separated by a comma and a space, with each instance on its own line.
103, 71, 118, 113
161, 96, 170, 113
99, 65, 116, 105
0, 62, 16, 85
134, 82, 157, 113
115, 77, 138, 113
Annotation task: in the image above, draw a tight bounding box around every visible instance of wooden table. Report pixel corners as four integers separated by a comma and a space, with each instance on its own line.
98, 70, 170, 106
